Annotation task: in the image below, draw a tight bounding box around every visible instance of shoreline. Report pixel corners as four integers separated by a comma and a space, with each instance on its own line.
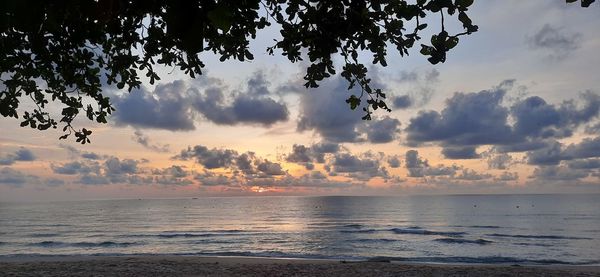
1, 255, 599, 276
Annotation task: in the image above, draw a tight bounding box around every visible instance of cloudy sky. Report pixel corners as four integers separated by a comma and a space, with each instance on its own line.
1, 1, 600, 201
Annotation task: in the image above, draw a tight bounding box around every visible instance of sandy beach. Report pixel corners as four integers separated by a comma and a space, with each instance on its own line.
0, 255, 599, 277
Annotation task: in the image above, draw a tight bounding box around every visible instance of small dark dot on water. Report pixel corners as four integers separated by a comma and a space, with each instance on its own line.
516, 205, 520, 208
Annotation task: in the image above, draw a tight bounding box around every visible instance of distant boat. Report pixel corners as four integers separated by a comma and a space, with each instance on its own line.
192, 197, 198, 199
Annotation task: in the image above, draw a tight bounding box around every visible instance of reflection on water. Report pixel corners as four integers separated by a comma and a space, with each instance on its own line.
0, 194, 599, 265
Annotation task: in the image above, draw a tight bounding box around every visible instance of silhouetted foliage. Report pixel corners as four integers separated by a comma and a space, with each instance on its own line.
0, 0, 595, 143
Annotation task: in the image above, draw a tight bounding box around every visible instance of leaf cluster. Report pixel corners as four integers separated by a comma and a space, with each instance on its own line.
0, 0, 593, 143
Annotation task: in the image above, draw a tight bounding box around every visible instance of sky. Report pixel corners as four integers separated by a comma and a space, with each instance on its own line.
1, 1, 600, 201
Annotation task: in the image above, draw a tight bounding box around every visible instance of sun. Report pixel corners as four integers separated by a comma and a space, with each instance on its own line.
250, 186, 265, 193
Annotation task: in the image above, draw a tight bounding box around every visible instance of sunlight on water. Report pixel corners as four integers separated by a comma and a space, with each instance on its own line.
0, 195, 599, 265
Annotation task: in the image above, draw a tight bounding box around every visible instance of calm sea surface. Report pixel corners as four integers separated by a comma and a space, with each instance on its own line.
0, 195, 599, 265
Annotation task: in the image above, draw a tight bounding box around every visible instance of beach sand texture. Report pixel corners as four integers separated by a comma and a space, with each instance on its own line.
1, 256, 599, 277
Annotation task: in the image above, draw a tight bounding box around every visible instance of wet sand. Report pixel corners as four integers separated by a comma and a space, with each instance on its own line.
0, 255, 599, 276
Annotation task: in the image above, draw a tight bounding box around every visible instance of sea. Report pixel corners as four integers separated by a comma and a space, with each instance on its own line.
0, 194, 599, 265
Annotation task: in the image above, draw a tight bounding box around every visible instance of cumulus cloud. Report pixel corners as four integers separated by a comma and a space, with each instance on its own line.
327, 152, 388, 181
361, 117, 401, 143
58, 144, 103, 160
152, 165, 192, 186
391, 68, 440, 108
528, 24, 582, 59
132, 130, 170, 153
494, 172, 519, 182
175, 145, 288, 180
531, 165, 589, 181
524, 136, 600, 182
0, 167, 38, 188
527, 136, 600, 166
486, 152, 513, 170
567, 158, 600, 169
191, 71, 289, 127
455, 169, 492, 181
256, 160, 286, 176
297, 75, 403, 143
174, 145, 238, 169
512, 92, 600, 141
0, 147, 36, 165
441, 146, 480, 159
52, 161, 101, 175
297, 77, 366, 143
104, 157, 139, 175
387, 155, 401, 168
405, 150, 458, 178
113, 71, 289, 131
113, 81, 196, 131
406, 81, 600, 159
285, 142, 341, 168
195, 170, 234, 187
393, 95, 412, 109
406, 82, 514, 155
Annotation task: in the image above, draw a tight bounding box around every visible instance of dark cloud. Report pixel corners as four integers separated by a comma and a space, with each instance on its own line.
14, 148, 35, 161
52, 161, 101, 175
528, 24, 582, 59
311, 142, 341, 163
175, 145, 289, 182
393, 95, 412, 109
527, 136, 600, 166
361, 116, 401, 144
563, 136, 600, 160
496, 140, 549, 153
396, 70, 419, 82
285, 142, 341, 167
297, 77, 366, 143
51, 156, 152, 186
286, 144, 311, 163
387, 155, 401, 168
392, 69, 440, 108
113, 72, 289, 131
527, 140, 565, 166
0, 147, 36, 165
194, 170, 234, 187
406, 83, 514, 151
104, 157, 139, 175
235, 152, 257, 175
441, 146, 480, 159
486, 152, 513, 170
58, 144, 102, 160
511, 92, 600, 141
327, 152, 388, 181
79, 174, 111, 185
405, 150, 457, 178
113, 81, 196, 131
192, 72, 289, 127
567, 158, 600, 169
531, 165, 589, 181
256, 160, 286, 176
0, 167, 38, 188
406, 82, 600, 159
525, 136, 600, 183
494, 172, 519, 182
230, 96, 289, 126
132, 130, 170, 153
174, 145, 238, 169
81, 153, 102, 160
44, 178, 65, 187
455, 169, 492, 181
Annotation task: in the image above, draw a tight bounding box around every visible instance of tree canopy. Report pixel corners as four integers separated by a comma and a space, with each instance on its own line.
0, 0, 595, 143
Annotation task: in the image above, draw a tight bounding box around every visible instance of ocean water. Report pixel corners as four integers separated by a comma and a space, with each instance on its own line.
0, 194, 599, 265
